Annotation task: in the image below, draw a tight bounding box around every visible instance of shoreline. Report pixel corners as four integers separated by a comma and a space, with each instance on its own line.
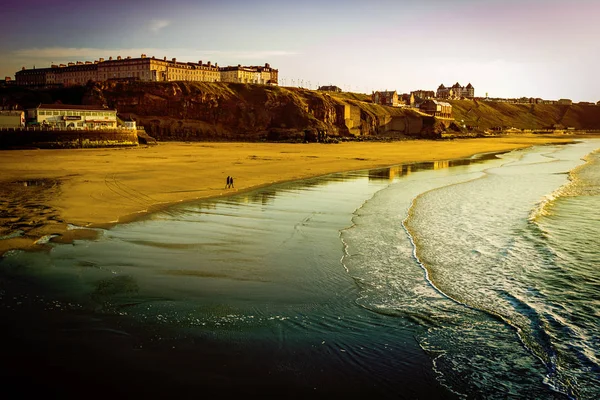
0, 135, 587, 256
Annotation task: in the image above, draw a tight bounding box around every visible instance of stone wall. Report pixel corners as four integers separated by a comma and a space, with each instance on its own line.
0, 129, 139, 149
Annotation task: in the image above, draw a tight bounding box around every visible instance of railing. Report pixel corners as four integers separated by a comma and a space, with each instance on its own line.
1, 125, 145, 132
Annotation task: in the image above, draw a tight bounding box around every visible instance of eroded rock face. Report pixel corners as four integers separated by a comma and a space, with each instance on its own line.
86, 81, 428, 141
0, 81, 431, 142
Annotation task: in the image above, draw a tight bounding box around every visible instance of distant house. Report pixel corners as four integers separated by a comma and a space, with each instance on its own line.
577, 101, 594, 106
529, 98, 544, 104
411, 90, 434, 100
400, 93, 412, 106
0, 76, 13, 87
372, 90, 399, 107
436, 82, 474, 99
27, 104, 117, 130
0, 110, 25, 128
557, 99, 572, 105
118, 114, 137, 130
318, 85, 342, 93
419, 99, 453, 118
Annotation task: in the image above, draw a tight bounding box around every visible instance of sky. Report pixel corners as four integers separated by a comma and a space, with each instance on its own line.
1, 0, 599, 102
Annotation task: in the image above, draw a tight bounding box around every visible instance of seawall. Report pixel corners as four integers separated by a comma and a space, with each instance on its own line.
0, 129, 139, 149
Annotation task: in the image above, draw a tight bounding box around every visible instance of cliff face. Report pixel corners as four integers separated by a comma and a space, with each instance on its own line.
82, 81, 432, 141
3, 82, 600, 142
449, 99, 600, 130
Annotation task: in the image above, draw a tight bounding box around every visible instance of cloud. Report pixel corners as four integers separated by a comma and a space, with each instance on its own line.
149, 19, 170, 33
10, 47, 298, 62
201, 50, 299, 59
11, 47, 167, 61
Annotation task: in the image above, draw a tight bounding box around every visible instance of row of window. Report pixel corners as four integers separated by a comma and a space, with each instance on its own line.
38, 111, 114, 116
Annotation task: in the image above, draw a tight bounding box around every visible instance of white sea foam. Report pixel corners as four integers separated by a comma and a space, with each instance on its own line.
529, 148, 600, 221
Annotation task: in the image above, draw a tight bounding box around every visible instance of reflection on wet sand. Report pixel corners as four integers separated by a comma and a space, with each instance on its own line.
0, 178, 100, 254
368, 152, 504, 181
0, 179, 63, 240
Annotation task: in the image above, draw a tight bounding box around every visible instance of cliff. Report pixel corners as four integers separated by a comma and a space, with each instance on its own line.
85, 81, 435, 141
449, 99, 600, 131
2, 83, 600, 142
1, 82, 435, 141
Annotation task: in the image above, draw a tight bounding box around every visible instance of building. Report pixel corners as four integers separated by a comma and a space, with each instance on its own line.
436, 82, 474, 99
27, 104, 117, 130
15, 55, 277, 86
219, 63, 278, 84
419, 99, 453, 118
318, 85, 342, 93
0, 110, 25, 128
436, 84, 453, 99
557, 99, 573, 105
0, 76, 14, 86
400, 93, 413, 106
372, 90, 399, 107
410, 90, 435, 100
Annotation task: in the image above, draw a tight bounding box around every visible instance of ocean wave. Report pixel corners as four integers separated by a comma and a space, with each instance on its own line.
529, 149, 600, 221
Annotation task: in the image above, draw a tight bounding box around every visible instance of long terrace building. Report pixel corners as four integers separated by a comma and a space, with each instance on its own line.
15, 55, 278, 86
27, 104, 117, 130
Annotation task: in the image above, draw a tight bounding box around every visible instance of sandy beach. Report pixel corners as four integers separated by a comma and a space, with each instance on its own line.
0, 136, 578, 255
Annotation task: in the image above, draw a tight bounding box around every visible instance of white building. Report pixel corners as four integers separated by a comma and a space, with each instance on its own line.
27, 104, 117, 130
0, 110, 25, 128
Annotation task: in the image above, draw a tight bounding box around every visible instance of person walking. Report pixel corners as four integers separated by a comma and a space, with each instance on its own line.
230, 176, 234, 188
226, 176, 231, 189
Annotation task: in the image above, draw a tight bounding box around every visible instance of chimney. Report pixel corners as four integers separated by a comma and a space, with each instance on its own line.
117, 56, 122, 60
126, 56, 131, 59
214, 63, 218, 68
68, 62, 75, 66
51, 64, 58, 68
164, 56, 167, 61
141, 54, 146, 58
172, 58, 176, 62
199, 60, 202, 65
76, 61, 83, 65
109, 57, 113, 61
21, 66, 25, 70
265, 63, 270, 68
207, 61, 211, 67
99, 58, 104, 62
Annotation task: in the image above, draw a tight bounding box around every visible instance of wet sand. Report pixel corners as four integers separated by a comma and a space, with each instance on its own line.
0, 136, 577, 255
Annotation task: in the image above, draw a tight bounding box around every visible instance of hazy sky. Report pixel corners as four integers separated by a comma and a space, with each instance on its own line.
2, 0, 599, 101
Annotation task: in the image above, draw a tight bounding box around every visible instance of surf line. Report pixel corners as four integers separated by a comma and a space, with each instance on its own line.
402, 193, 574, 400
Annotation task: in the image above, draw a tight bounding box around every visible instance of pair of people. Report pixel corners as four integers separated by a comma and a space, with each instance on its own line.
225, 176, 234, 188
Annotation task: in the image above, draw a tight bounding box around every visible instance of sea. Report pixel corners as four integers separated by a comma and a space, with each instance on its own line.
0, 139, 598, 398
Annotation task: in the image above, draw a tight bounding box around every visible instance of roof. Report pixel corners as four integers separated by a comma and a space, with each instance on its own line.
36, 104, 114, 111
452, 82, 462, 88
425, 99, 452, 107
438, 84, 446, 89
466, 83, 473, 88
